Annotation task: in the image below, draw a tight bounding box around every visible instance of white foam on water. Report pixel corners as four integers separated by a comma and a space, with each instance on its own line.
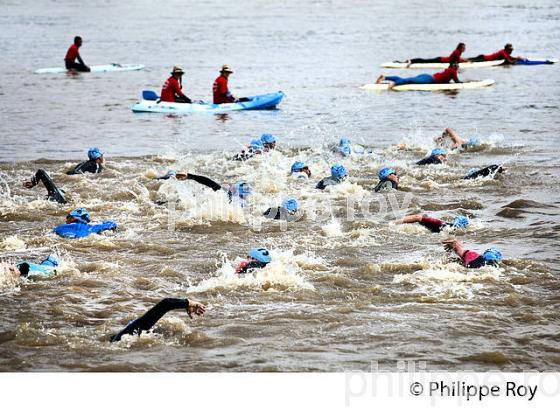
321, 218, 343, 237
0, 235, 27, 251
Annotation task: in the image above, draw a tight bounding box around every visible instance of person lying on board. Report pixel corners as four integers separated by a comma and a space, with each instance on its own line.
161, 65, 193, 103
435, 128, 481, 151
375, 62, 461, 90
468, 43, 526, 64
404, 42, 469, 66
110, 298, 206, 342
65, 36, 90, 72
393, 214, 469, 233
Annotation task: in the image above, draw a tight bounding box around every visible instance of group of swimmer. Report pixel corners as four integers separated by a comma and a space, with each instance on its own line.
6, 122, 510, 341
64, 36, 245, 105
375, 42, 525, 89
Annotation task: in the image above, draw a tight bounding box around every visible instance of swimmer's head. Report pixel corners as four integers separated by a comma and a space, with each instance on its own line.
88, 147, 103, 161
483, 248, 502, 264
67, 207, 90, 224
282, 197, 299, 213
248, 248, 272, 264
291, 161, 311, 177
452, 216, 469, 229
249, 139, 264, 153
338, 138, 351, 156
431, 147, 448, 162
260, 133, 276, 150
331, 164, 348, 180
378, 167, 397, 181
233, 181, 252, 199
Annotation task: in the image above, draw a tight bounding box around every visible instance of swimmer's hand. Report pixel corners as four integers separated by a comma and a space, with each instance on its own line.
187, 299, 206, 318
442, 239, 458, 252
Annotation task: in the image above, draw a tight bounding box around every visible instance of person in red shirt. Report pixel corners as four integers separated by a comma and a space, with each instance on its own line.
376, 62, 460, 89
469, 43, 525, 64
64, 36, 90, 72
213, 64, 237, 104
160, 65, 192, 103
406, 42, 468, 65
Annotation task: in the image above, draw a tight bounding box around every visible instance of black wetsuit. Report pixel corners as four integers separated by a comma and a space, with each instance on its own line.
67, 160, 103, 175
416, 155, 444, 166
110, 298, 190, 342
237, 260, 268, 275
316, 176, 342, 190
28, 169, 66, 203
65, 60, 90, 72
463, 165, 503, 180
158, 172, 222, 191
233, 148, 259, 162
409, 57, 444, 64
263, 206, 301, 222
373, 179, 398, 192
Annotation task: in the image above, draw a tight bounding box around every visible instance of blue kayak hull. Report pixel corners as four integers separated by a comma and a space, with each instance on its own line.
513, 59, 557, 65
132, 91, 284, 113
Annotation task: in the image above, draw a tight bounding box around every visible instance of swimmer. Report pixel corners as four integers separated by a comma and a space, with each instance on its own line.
53, 207, 117, 239
443, 239, 502, 268
289, 161, 312, 180
235, 247, 272, 274
316, 164, 347, 190
23, 169, 67, 203
394, 214, 469, 232
464, 165, 505, 180
263, 197, 302, 222
6, 255, 59, 280
157, 171, 252, 206
374, 167, 399, 192
67, 147, 105, 175
260, 133, 277, 151
416, 147, 448, 165
110, 297, 206, 342
435, 128, 480, 151
233, 139, 265, 161
337, 138, 369, 156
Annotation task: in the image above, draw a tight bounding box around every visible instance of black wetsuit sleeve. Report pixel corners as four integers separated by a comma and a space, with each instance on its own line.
31, 169, 66, 203
316, 179, 327, 190
416, 156, 439, 166
186, 173, 222, 191
237, 261, 267, 275
110, 298, 189, 342
467, 256, 489, 269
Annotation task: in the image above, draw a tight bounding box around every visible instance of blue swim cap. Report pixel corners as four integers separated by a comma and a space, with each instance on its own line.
468, 137, 480, 146
466, 168, 478, 178
431, 147, 447, 157
250, 139, 264, 151
282, 197, 299, 212
331, 164, 347, 179
378, 167, 396, 180
339, 138, 351, 146
68, 207, 90, 224
452, 216, 469, 228
234, 181, 252, 199
248, 247, 272, 264
291, 161, 306, 173
261, 133, 276, 144
88, 147, 103, 160
41, 255, 59, 267
483, 248, 502, 263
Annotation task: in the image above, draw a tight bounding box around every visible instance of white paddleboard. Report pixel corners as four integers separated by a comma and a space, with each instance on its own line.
380, 60, 504, 69
34, 63, 145, 74
361, 79, 495, 91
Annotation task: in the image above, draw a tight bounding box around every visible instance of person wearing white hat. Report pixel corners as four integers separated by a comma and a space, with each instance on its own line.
213, 64, 237, 104
161, 65, 192, 103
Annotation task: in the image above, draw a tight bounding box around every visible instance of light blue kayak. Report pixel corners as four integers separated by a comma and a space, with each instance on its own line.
132, 90, 284, 113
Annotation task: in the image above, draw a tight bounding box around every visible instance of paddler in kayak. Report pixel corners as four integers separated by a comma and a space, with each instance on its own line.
434, 128, 481, 151
405, 42, 468, 66
110, 297, 206, 342
161, 65, 193, 103
375, 62, 461, 90
443, 239, 503, 269
468, 43, 526, 64
64, 36, 90, 72
213, 64, 249, 104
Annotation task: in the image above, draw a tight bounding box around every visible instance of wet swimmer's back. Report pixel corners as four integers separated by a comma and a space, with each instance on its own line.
53, 208, 117, 239
235, 248, 272, 275
10, 255, 59, 279
394, 214, 469, 233
110, 298, 206, 342
443, 239, 503, 269
374, 167, 399, 192
67, 147, 105, 175
416, 148, 448, 165
464, 165, 505, 180
316, 164, 347, 190
263, 197, 302, 222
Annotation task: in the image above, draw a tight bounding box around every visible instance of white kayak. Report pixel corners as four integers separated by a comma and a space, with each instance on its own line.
132, 90, 285, 113
362, 79, 495, 91
380, 60, 504, 69
34, 63, 145, 74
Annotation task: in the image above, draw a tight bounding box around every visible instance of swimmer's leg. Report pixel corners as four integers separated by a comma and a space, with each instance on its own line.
29, 169, 66, 203
110, 298, 189, 342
